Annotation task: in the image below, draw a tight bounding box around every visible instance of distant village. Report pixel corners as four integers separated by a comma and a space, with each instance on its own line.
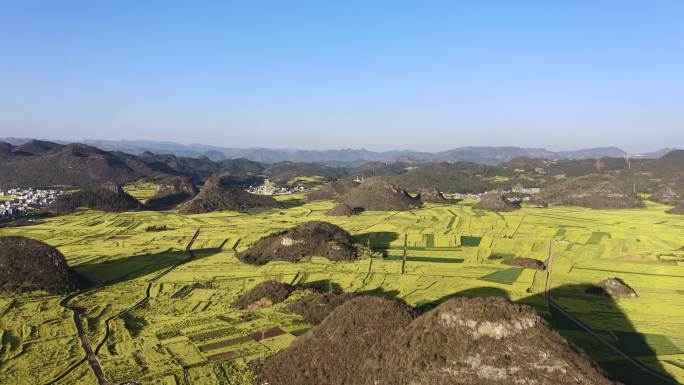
0, 187, 64, 220
246, 179, 306, 195
449, 185, 541, 200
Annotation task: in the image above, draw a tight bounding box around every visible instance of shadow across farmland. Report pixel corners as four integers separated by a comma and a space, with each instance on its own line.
276, 198, 306, 209
356, 287, 402, 301
74, 248, 221, 285
531, 284, 677, 385
387, 255, 465, 264
354, 231, 399, 250
301, 279, 344, 294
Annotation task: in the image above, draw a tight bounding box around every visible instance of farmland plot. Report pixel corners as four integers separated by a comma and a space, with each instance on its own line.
1, 198, 684, 384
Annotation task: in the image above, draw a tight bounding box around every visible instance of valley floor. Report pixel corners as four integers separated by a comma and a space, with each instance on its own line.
1, 196, 684, 385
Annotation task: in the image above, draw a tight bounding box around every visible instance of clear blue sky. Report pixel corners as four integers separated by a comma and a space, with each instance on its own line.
1, 1, 682, 152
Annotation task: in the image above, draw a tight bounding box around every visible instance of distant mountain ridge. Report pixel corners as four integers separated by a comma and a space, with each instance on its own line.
1, 137, 673, 165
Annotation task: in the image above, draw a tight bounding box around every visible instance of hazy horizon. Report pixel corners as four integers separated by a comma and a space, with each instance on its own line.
1, 135, 676, 155
2, 1, 683, 153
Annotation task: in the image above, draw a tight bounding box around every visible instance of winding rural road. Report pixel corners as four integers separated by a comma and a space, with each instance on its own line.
544, 239, 680, 385
45, 228, 201, 385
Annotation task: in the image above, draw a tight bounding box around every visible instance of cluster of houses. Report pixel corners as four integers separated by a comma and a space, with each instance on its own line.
447, 184, 541, 201
0, 187, 64, 220
246, 179, 306, 195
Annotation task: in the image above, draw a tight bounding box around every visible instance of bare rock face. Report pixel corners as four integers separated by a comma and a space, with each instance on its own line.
0, 236, 84, 294
237, 221, 360, 265
255, 296, 618, 385
586, 278, 637, 299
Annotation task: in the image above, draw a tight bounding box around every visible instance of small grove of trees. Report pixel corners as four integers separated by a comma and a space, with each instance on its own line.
145, 224, 168, 232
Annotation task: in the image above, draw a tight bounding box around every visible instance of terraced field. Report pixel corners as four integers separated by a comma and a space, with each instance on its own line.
1, 194, 684, 385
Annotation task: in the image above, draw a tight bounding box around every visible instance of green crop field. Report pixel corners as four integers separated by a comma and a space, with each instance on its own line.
2, 196, 684, 385
123, 181, 159, 203
480, 267, 524, 284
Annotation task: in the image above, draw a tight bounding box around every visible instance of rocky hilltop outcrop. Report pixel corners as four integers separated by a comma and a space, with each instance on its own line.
238, 221, 360, 265
533, 174, 643, 209
475, 190, 521, 212
586, 278, 638, 299
231, 281, 298, 310
418, 189, 448, 203
327, 202, 354, 216
144, 176, 198, 210
49, 182, 142, 214
338, 179, 421, 211
304, 179, 360, 202
255, 296, 617, 385
179, 175, 280, 214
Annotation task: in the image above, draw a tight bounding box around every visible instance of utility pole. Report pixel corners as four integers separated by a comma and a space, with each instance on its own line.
401, 234, 408, 274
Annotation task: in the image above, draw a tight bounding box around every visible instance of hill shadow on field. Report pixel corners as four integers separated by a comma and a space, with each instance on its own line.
356, 287, 402, 301
353, 231, 399, 250
276, 198, 305, 209
411, 284, 676, 385
73, 248, 221, 285
533, 284, 677, 385
300, 279, 344, 294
